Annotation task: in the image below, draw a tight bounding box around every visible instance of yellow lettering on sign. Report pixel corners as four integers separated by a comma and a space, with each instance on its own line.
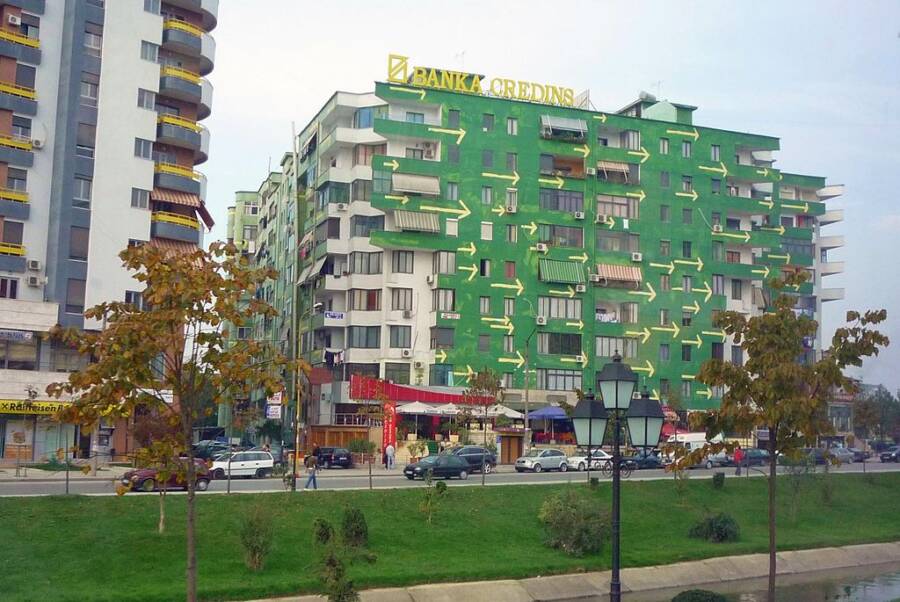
490, 77, 504, 97
517, 80, 530, 100
503, 79, 515, 99
562, 88, 575, 106
441, 69, 454, 90
426, 68, 439, 88
470, 75, 483, 94
387, 54, 409, 83
411, 66, 428, 87
531, 82, 545, 103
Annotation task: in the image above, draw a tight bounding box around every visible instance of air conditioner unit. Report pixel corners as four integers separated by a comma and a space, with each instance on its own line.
712, 224, 723, 233
586, 167, 597, 176
423, 142, 435, 159
535, 243, 548, 253
402, 310, 413, 319
595, 214, 609, 224
535, 315, 547, 326
414, 361, 424, 369
589, 274, 602, 283
506, 204, 517, 214
631, 252, 643, 262
26, 275, 42, 287
8, 14, 21, 26
425, 275, 434, 285
402, 349, 412, 358
573, 211, 585, 220
26, 259, 41, 271
575, 284, 587, 293
31, 139, 43, 149
336, 203, 347, 211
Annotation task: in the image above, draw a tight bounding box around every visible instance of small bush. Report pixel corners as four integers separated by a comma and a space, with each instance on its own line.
239, 504, 274, 571
672, 590, 727, 602
313, 517, 334, 546
419, 473, 447, 525
346, 439, 371, 454
688, 513, 740, 543
341, 507, 368, 548
589, 477, 600, 488
712, 472, 725, 489
321, 547, 359, 602
538, 489, 611, 556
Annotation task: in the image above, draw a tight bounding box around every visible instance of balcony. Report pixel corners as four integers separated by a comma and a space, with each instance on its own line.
159, 66, 202, 104
820, 209, 843, 226
818, 235, 844, 250
156, 114, 207, 162
161, 20, 215, 76
199, 78, 213, 120
162, 0, 218, 30
151, 211, 201, 244
154, 162, 202, 195
820, 261, 845, 277
541, 154, 585, 180
0, 133, 33, 167
0, 80, 36, 115
0, 242, 26, 272
0, 188, 29, 219
821, 288, 845, 302
0, 28, 40, 64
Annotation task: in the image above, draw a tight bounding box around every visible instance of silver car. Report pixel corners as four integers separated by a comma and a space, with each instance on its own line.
828, 447, 855, 465
568, 449, 612, 471
515, 448, 568, 473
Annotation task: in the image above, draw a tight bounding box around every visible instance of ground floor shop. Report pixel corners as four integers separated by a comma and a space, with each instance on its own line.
0, 402, 76, 464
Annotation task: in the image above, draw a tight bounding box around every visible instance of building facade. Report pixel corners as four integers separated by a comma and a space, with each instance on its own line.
0, 0, 217, 463
238, 60, 844, 438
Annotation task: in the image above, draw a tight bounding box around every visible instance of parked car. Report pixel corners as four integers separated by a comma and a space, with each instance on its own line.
447, 445, 497, 473
847, 448, 870, 462
828, 447, 855, 465
515, 448, 568, 473
741, 449, 771, 467
880, 446, 900, 463
313, 447, 353, 469
403, 454, 469, 480
663, 433, 727, 468
568, 448, 612, 471
778, 447, 828, 466
192, 439, 230, 461
628, 449, 663, 470
122, 459, 210, 492
210, 450, 275, 478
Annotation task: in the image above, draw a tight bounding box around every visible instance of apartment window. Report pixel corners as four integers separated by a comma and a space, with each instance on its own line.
536, 368, 582, 392
506, 188, 517, 209
620, 302, 638, 324
124, 291, 144, 310
144, 0, 161, 13
711, 212, 721, 227
660, 274, 671, 291
140, 41, 158, 62
506, 152, 517, 170
84, 29, 102, 57
504, 297, 515, 316
392, 250, 414, 274
500, 261, 515, 279
405, 147, 423, 160
349, 215, 383, 238
65, 279, 86, 314
353, 144, 386, 167
447, 182, 458, 201
433, 251, 456, 274
69, 226, 89, 261
430, 364, 453, 386
448, 144, 459, 164
479, 296, 491, 315
76, 123, 96, 158
596, 194, 638, 218
711, 342, 724, 361
481, 185, 492, 205
385, 363, 410, 385
711, 178, 721, 194
134, 138, 153, 159
0, 335, 37, 370
7, 168, 26, 191
710, 144, 720, 161
389, 326, 412, 348
682, 140, 692, 158
351, 179, 372, 202
348, 289, 381, 311
682, 241, 692, 258
479, 259, 491, 277
73, 178, 93, 208
80, 77, 99, 107
480, 221, 493, 241
349, 251, 382, 274
659, 309, 669, 325
432, 288, 455, 312
482, 149, 493, 168
349, 326, 380, 348
405, 112, 424, 124
659, 137, 669, 154
16, 63, 35, 89
372, 169, 392, 194
659, 239, 670, 257
681, 310, 692, 327
682, 275, 693, 291
682, 208, 692, 224
539, 224, 584, 248
541, 189, 584, 212
659, 344, 670, 362
539, 297, 582, 320
430, 327, 454, 349
681, 175, 692, 192
482, 113, 494, 131
506, 224, 518, 243
595, 336, 637, 358
0, 277, 18, 299
660, 204, 670, 222
10, 117, 30, 141
731, 279, 742, 301
503, 335, 514, 354
137, 88, 155, 110
538, 332, 582, 355
392, 288, 413, 311
712, 274, 725, 296
731, 345, 743, 366
660, 171, 670, 188
447, 109, 460, 128
681, 380, 691, 398
621, 130, 640, 150
446, 218, 458, 237
659, 379, 670, 396
478, 334, 490, 352
507, 117, 518, 135
712, 241, 724, 261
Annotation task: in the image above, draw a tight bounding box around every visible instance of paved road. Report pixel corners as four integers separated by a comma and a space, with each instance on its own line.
2, 461, 898, 497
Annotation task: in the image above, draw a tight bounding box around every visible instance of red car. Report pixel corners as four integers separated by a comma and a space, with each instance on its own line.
121, 459, 211, 492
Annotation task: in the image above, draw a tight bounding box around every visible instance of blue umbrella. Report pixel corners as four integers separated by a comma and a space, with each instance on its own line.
528, 406, 568, 420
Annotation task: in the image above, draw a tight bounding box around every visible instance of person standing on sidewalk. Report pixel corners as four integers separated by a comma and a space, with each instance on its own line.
304, 453, 318, 490
733, 445, 744, 476
386, 443, 396, 470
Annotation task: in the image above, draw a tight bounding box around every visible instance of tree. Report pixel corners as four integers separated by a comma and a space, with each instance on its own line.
855, 386, 900, 444
680, 274, 888, 601
464, 368, 502, 485
47, 242, 304, 602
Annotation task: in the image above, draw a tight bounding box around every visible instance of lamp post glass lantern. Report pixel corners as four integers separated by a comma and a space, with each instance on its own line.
626, 389, 666, 449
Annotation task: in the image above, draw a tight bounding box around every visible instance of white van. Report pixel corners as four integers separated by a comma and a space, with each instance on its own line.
664, 433, 727, 469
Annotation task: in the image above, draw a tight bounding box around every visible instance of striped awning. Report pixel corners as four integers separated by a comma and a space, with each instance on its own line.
392, 173, 440, 196
148, 237, 198, 255
596, 160, 630, 173
539, 259, 585, 284
151, 188, 214, 230
596, 263, 642, 283
298, 257, 327, 284
541, 115, 587, 134
394, 210, 440, 233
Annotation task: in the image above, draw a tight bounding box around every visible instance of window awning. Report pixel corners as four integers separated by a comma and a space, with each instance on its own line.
541, 115, 587, 134
150, 188, 214, 230
596, 160, 631, 173
596, 263, 642, 283
392, 173, 440, 196
298, 230, 313, 247
539, 259, 585, 284
298, 257, 327, 284
148, 237, 198, 255
394, 210, 440, 233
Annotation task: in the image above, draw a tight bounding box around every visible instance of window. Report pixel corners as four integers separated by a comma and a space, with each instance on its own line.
659, 240, 670, 256
538, 297, 582, 319
711, 144, 720, 161
660, 379, 670, 396
140, 40, 158, 62
682, 175, 693, 192
351, 179, 372, 202
447, 109, 460, 128
134, 138, 153, 159
712, 241, 724, 261
506, 224, 517, 243
447, 182, 458, 200
144, 0, 161, 13
682, 241, 692, 258
503, 335, 514, 353
479, 259, 491, 277
682, 208, 692, 224
405, 147, 423, 160
539, 332, 583, 355
430, 327, 454, 349
137, 88, 155, 110
349, 215, 383, 237
69, 226, 89, 261
596, 194, 638, 218
682, 140, 692, 158
479, 296, 491, 315
480, 221, 493, 241
80, 77, 99, 106
681, 380, 691, 398
481, 185, 492, 205
127, 187, 152, 210
482, 149, 493, 168
353, 144, 386, 167
731, 279, 742, 301
539, 224, 583, 248
0, 277, 18, 299
433, 289, 455, 312
125, 290, 144, 310
74, 178, 92, 208
504, 261, 516, 279
349, 326, 380, 348
711, 212, 721, 227
659, 309, 669, 325
349, 251, 382, 275
659, 344, 670, 361
505, 188, 517, 209
712, 274, 725, 296
448, 144, 459, 164
660, 204, 670, 222
712, 342, 724, 361
385, 363, 410, 385
482, 113, 494, 131
433, 251, 456, 274
660, 171, 670, 188
659, 138, 669, 154
389, 326, 411, 348
430, 364, 453, 386
541, 189, 584, 212
372, 169, 392, 193
405, 112, 424, 123
11, 116, 30, 140
66, 279, 86, 314
392, 250, 414, 274
621, 130, 640, 150
711, 178, 721, 194
682, 275, 693, 291
504, 297, 515, 316
76, 123, 96, 158
0, 337, 37, 370
731, 345, 743, 366
15, 63, 35, 88
536, 368, 582, 391
595, 336, 638, 358
348, 289, 381, 311
619, 302, 638, 324
84, 30, 102, 57
506, 152, 517, 170
445, 218, 458, 237
507, 117, 518, 135
7, 168, 26, 191
660, 274, 671, 291
478, 334, 490, 352
682, 310, 692, 327
392, 288, 413, 311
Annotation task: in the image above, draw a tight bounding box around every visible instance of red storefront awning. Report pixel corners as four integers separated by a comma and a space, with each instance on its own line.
350, 375, 494, 406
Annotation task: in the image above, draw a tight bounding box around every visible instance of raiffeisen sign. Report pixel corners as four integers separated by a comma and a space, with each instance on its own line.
387, 54, 577, 108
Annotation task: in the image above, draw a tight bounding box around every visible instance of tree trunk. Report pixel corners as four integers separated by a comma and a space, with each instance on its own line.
482, 407, 487, 486
158, 487, 167, 534
183, 418, 197, 602
767, 434, 777, 601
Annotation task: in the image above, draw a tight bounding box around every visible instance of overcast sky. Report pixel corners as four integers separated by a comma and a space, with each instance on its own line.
202, 0, 900, 390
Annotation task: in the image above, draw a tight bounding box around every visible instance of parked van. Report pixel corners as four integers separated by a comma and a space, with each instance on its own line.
664, 432, 727, 469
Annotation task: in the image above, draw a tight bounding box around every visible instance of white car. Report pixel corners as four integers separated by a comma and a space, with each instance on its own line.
515, 448, 568, 473
568, 449, 613, 471
210, 450, 275, 479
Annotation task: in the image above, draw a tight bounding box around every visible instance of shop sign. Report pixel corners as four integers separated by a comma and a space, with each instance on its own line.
382, 401, 397, 450
265, 404, 282, 420
0, 400, 68, 415
267, 391, 283, 405
0, 329, 32, 342
324, 311, 345, 320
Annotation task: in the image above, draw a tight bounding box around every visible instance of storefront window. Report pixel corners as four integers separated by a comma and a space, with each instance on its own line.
1, 337, 37, 370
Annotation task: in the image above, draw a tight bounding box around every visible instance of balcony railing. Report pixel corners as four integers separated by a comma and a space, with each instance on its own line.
158, 113, 202, 132
0, 29, 39, 48
0, 81, 35, 100
160, 65, 201, 84
0, 242, 25, 256
0, 188, 28, 203
152, 211, 200, 230
0, 133, 32, 151
154, 162, 201, 181
163, 19, 204, 37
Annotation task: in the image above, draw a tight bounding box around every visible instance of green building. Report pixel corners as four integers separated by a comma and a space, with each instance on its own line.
239, 59, 844, 436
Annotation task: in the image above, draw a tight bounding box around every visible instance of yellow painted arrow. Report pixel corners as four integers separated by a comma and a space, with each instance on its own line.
627, 146, 650, 164
530, 244, 549, 255
521, 221, 538, 236
698, 162, 729, 178
458, 264, 478, 282
629, 282, 657, 303
565, 320, 585, 331
625, 327, 652, 345
681, 374, 696, 381
751, 265, 771, 278
434, 349, 447, 363
682, 300, 701, 315
383, 159, 400, 171
453, 364, 475, 378
756, 167, 770, 177
674, 257, 704, 272
692, 280, 713, 303
420, 199, 471, 219
650, 389, 661, 401
549, 285, 576, 298
676, 189, 699, 202
631, 360, 655, 378
538, 175, 564, 189
491, 322, 515, 335
569, 252, 589, 264
560, 352, 588, 369
573, 144, 590, 158
758, 199, 775, 210
666, 127, 699, 141
385, 194, 410, 205
767, 253, 791, 264
457, 242, 476, 256
389, 85, 426, 101
697, 387, 713, 400
650, 261, 675, 275
481, 316, 511, 325
491, 279, 524, 296
626, 189, 647, 203
681, 334, 703, 348
491, 205, 507, 217
592, 114, 608, 123
427, 126, 466, 145
760, 225, 786, 235
651, 321, 681, 339
701, 329, 727, 343
498, 350, 526, 369
482, 170, 520, 186
600, 215, 615, 229
713, 229, 751, 243
782, 202, 810, 212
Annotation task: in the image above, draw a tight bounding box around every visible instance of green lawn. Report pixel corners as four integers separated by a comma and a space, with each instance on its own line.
2, 473, 899, 601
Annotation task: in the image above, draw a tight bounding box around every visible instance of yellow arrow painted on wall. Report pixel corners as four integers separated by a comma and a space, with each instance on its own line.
385, 194, 410, 205
626, 189, 647, 203
627, 146, 650, 164
383, 159, 400, 171
565, 320, 585, 331
767, 253, 791, 264
650, 261, 675, 275
631, 360, 655, 378
549, 285, 577, 298
702, 330, 727, 343
758, 199, 775, 210
574, 144, 590, 158
760, 225, 786, 235
434, 349, 447, 363
569, 252, 589, 264
713, 230, 751, 243
491, 322, 514, 335
651, 321, 681, 339
453, 364, 475, 378
491, 279, 524, 296
599, 215, 615, 229
491, 205, 507, 217
681, 374, 696, 381
629, 282, 657, 303
420, 199, 471, 219
782, 202, 810, 212
521, 221, 538, 236
389, 85, 426, 101
674, 257, 704, 272
457, 242, 476, 256
697, 387, 713, 399
676, 189, 699, 202
698, 162, 729, 178
498, 350, 526, 369
666, 127, 699, 141
626, 327, 652, 345
756, 167, 770, 177
538, 175, 564, 189
593, 114, 608, 123
481, 316, 511, 325
560, 352, 588, 369
682, 334, 703, 348
458, 264, 478, 282
751, 265, 770, 278
692, 280, 713, 303
650, 389, 661, 401
682, 300, 701, 315
428, 126, 466, 144
482, 170, 520, 186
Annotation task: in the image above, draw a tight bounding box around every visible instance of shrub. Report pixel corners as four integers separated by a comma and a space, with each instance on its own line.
419, 473, 448, 525
712, 472, 725, 489
347, 439, 373, 454
671, 590, 727, 602
688, 513, 740, 543
313, 517, 334, 546
538, 489, 611, 556
320, 547, 359, 602
239, 504, 274, 571
341, 507, 368, 548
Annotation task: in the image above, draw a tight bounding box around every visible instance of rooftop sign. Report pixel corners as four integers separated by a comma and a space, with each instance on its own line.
387, 54, 576, 108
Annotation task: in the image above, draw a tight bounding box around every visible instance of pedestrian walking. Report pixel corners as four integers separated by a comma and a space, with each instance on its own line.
304, 453, 318, 490
382, 448, 388, 470
734, 445, 744, 476
386, 443, 396, 469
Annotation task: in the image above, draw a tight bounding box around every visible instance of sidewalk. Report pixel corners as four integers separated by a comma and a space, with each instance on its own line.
0, 464, 131, 482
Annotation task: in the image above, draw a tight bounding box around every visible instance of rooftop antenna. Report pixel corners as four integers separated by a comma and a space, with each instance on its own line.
652, 80, 663, 98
